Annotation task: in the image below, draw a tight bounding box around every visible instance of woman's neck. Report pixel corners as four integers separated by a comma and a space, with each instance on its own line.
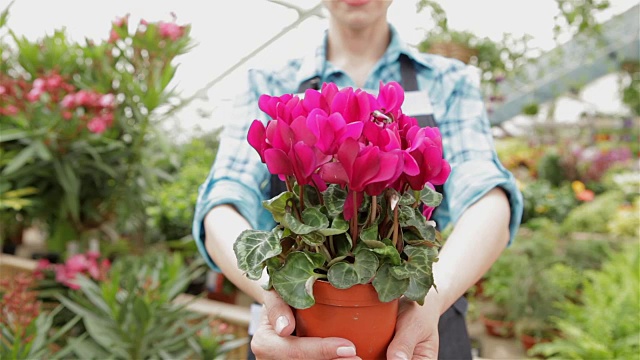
326, 21, 391, 88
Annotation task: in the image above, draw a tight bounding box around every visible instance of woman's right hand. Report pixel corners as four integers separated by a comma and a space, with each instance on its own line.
250, 290, 361, 360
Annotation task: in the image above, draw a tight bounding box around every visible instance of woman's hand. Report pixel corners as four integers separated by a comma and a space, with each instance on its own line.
250, 290, 361, 360
386, 297, 441, 360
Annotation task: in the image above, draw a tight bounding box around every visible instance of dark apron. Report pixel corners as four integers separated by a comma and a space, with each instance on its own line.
250, 55, 472, 360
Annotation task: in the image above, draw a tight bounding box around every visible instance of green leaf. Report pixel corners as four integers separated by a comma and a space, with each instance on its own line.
53, 159, 80, 221
282, 207, 329, 235
68, 335, 111, 359
402, 208, 437, 243
371, 244, 402, 266
372, 263, 409, 303
83, 317, 128, 358
262, 191, 294, 223
233, 229, 282, 280
0, 129, 27, 143
398, 205, 416, 223
361, 239, 386, 249
33, 140, 52, 161
300, 231, 325, 246
359, 224, 378, 241
0, 1, 12, 28
271, 251, 326, 309
133, 297, 151, 327
317, 214, 349, 236
333, 233, 353, 256
301, 207, 329, 229
401, 245, 439, 305
1, 142, 37, 175
353, 249, 379, 284
420, 186, 443, 207
399, 191, 416, 206
327, 262, 359, 289
323, 184, 347, 217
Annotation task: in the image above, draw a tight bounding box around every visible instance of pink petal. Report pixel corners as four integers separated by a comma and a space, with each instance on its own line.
264, 148, 293, 176
431, 160, 451, 185
319, 162, 349, 186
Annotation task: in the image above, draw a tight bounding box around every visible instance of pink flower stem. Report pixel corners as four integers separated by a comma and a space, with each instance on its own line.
351, 191, 358, 249
369, 195, 377, 226
299, 184, 305, 212
392, 205, 399, 248
328, 235, 335, 257
412, 190, 421, 208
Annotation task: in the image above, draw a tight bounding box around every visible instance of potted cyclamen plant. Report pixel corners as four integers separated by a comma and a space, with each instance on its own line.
234, 81, 451, 359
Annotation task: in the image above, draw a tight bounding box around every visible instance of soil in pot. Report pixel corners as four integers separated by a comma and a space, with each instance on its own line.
480, 312, 515, 338
295, 280, 399, 360
520, 327, 557, 353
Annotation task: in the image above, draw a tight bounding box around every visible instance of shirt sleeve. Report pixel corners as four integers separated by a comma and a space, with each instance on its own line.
436, 65, 523, 245
191, 69, 275, 271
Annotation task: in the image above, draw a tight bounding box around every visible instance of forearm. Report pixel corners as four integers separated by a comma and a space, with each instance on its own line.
204, 204, 268, 303
428, 187, 511, 315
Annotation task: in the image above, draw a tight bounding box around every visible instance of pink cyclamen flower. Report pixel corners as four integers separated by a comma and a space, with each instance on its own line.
376, 81, 405, 116
158, 21, 185, 40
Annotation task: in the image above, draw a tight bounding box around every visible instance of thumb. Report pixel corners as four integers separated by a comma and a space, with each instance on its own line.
263, 290, 296, 336
386, 324, 419, 360
387, 324, 440, 360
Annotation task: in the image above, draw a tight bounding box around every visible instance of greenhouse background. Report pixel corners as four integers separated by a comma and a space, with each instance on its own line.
1, 0, 638, 359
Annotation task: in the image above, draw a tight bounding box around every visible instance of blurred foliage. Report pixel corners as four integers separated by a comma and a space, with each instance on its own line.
415, 0, 534, 102
57, 252, 212, 359
521, 180, 578, 224
536, 151, 567, 187
0, 4, 194, 252
530, 242, 640, 359
146, 129, 222, 242
561, 190, 625, 234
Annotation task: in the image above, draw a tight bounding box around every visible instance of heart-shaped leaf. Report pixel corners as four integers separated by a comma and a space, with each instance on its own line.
401, 245, 439, 305
327, 262, 359, 289
282, 207, 329, 235
262, 191, 294, 223
420, 186, 443, 207
372, 263, 409, 302
271, 251, 326, 309
317, 214, 349, 236
323, 184, 347, 217
354, 250, 378, 284
234, 229, 282, 280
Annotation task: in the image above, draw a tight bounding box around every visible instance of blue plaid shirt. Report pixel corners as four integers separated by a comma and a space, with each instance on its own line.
193, 25, 523, 271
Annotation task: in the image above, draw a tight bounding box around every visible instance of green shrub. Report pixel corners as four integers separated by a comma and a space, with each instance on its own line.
522, 180, 578, 224
148, 131, 220, 241
561, 191, 625, 234
530, 243, 640, 359
58, 252, 211, 359
536, 152, 567, 187
608, 198, 639, 238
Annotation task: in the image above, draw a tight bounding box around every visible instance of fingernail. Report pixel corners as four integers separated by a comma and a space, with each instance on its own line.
275, 316, 288, 335
336, 346, 356, 357
394, 352, 409, 360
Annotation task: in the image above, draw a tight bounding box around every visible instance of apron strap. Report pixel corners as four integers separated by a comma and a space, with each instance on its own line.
399, 54, 437, 128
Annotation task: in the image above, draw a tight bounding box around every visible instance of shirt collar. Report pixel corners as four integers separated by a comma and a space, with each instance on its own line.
294, 24, 434, 88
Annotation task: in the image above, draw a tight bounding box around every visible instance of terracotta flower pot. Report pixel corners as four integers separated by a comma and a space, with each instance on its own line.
520, 332, 551, 352
295, 280, 398, 360
480, 313, 515, 338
